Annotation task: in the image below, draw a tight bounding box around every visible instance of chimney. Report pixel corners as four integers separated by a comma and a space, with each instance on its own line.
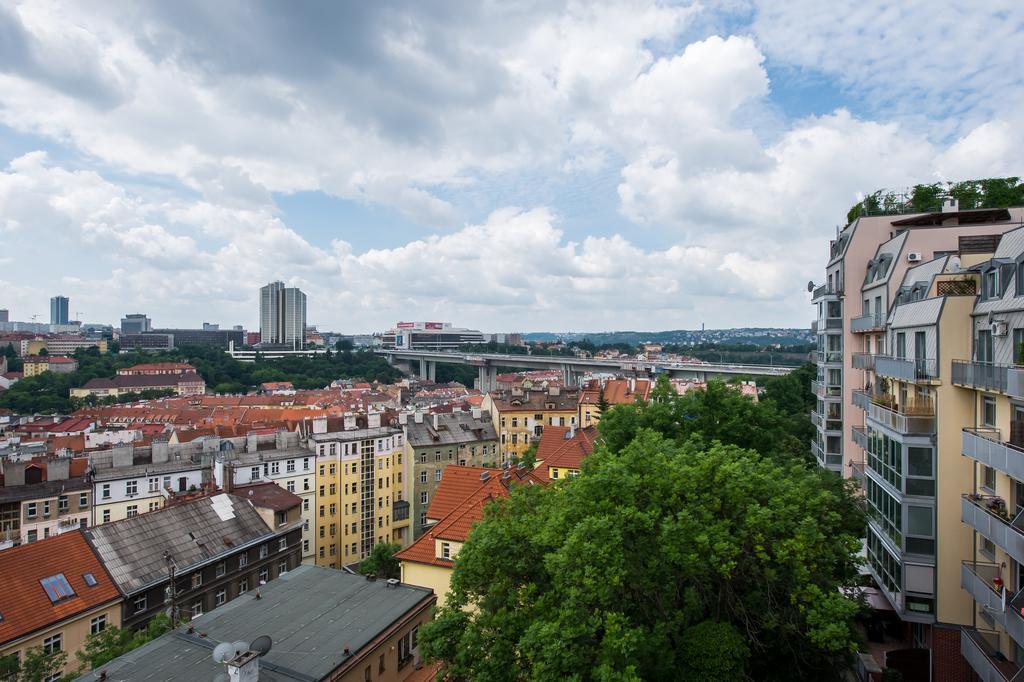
312, 417, 328, 435
942, 197, 959, 213
226, 650, 260, 682
223, 463, 234, 494
246, 433, 258, 453
432, 413, 440, 430
629, 377, 636, 393
398, 413, 408, 425
2, 461, 26, 486
275, 430, 287, 450
47, 458, 69, 481
111, 445, 134, 469
152, 440, 170, 464
413, 412, 423, 424
548, 385, 560, 396
471, 407, 482, 420
368, 413, 381, 429
343, 416, 357, 430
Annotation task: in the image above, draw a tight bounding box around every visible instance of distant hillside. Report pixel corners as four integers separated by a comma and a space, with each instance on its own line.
522, 328, 812, 347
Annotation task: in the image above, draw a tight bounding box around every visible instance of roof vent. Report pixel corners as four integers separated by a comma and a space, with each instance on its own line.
480, 471, 490, 481
386, 578, 400, 588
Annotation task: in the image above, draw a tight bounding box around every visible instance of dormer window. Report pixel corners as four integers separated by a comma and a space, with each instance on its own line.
1016, 260, 1024, 297
984, 269, 999, 299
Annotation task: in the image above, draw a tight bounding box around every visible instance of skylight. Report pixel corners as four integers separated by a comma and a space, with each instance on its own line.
83, 572, 98, 587
40, 573, 76, 603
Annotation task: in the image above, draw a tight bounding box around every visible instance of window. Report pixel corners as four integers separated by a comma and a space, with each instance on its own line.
303, 499, 309, 511
58, 495, 68, 512
279, 561, 288, 574
419, 511, 426, 527
379, 653, 386, 674
42, 634, 62, 655
26, 502, 36, 518
259, 568, 269, 583
983, 465, 997, 492
163, 475, 171, 490
895, 332, 906, 359
216, 562, 226, 578
134, 595, 147, 612
983, 397, 997, 427
420, 491, 428, 504
303, 539, 309, 553
126, 505, 138, 518
40, 574, 76, 603
435, 470, 442, 482
90, 614, 107, 634
419, 470, 427, 483
191, 601, 203, 618
126, 480, 138, 496
441, 542, 451, 559
364, 666, 372, 682
148, 477, 159, 493
148, 501, 160, 512
279, 538, 287, 551
270, 461, 280, 475
101, 484, 110, 500
985, 268, 999, 299
286, 480, 295, 493
102, 509, 110, 523
239, 578, 249, 594
239, 554, 248, 568
83, 572, 98, 587
303, 458, 310, 470
42, 501, 50, 516
191, 573, 202, 589
286, 459, 296, 473
79, 493, 88, 507
251, 466, 260, 481
977, 329, 994, 363
259, 544, 269, 558
215, 589, 226, 606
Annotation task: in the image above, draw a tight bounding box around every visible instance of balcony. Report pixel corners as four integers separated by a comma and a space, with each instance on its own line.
812, 284, 843, 301
961, 627, 1024, 682
849, 459, 866, 485
962, 494, 1024, 566
820, 317, 843, 331
866, 398, 935, 435
810, 411, 823, 429
851, 389, 876, 411
816, 350, 843, 364
393, 499, 410, 522
812, 380, 841, 400
850, 314, 884, 333
852, 425, 868, 451
811, 440, 842, 472
964, 428, 1024, 482
874, 356, 939, 382
851, 352, 876, 370
810, 320, 817, 334
962, 560, 1024, 649
953, 361, 1024, 399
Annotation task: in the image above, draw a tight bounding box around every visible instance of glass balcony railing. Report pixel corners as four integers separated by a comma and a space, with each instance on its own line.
811, 440, 842, 472
850, 314, 884, 333
816, 350, 843, 364
874, 356, 939, 382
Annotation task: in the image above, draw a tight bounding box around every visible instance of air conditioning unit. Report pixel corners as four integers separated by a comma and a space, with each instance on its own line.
907, 252, 922, 262
993, 322, 1009, 337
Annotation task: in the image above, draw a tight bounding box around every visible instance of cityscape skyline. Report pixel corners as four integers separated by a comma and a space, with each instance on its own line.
0, 2, 1021, 332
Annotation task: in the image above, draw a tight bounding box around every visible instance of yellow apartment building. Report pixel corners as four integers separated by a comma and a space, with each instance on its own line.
483, 386, 580, 461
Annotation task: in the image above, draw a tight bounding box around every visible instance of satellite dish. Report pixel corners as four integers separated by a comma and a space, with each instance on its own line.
250, 635, 273, 657
232, 641, 249, 656
807, 281, 815, 293
212, 642, 235, 664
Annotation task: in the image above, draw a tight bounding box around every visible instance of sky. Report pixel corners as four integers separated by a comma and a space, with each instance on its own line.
0, 1, 1022, 334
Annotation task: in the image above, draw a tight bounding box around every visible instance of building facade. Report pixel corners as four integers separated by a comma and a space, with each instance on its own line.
120, 314, 152, 334
380, 321, 485, 350
259, 281, 307, 349
49, 296, 69, 325
403, 410, 498, 538
483, 387, 580, 462
310, 426, 408, 568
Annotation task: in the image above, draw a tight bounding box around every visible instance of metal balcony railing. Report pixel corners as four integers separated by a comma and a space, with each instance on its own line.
817, 350, 843, 364
960, 626, 1024, 681
961, 560, 1024, 651
953, 360, 1024, 398
851, 353, 876, 370
866, 398, 935, 434
849, 458, 866, 485
851, 389, 877, 411
850, 314, 884, 333
962, 494, 1024, 566
812, 284, 843, 300
851, 425, 868, 451
963, 428, 1024, 482
874, 356, 939, 382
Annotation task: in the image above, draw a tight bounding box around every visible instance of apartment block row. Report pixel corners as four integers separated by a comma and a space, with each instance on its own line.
811, 202, 1024, 679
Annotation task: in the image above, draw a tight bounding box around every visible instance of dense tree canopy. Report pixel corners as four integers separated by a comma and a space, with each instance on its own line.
357, 542, 402, 580
419, 379, 864, 681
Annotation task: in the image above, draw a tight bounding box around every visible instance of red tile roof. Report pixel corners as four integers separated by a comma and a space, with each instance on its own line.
0, 530, 120, 646
425, 466, 497, 522
578, 378, 651, 406
534, 426, 598, 483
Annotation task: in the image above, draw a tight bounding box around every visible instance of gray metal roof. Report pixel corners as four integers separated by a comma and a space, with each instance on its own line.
85, 494, 277, 594
91, 458, 203, 482
405, 411, 497, 448
975, 226, 1024, 315
75, 565, 434, 682
231, 447, 313, 465
995, 225, 1024, 259
900, 255, 949, 288
888, 297, 945, 329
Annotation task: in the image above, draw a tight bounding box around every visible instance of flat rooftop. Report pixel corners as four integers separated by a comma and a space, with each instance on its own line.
75, 565, 434, 681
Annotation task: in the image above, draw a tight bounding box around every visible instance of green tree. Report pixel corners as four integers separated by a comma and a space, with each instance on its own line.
358, 542, 401, 579
77, 614, 172, 672
419, 430, 864, 680
15, 645, 67, 682
596, 387, 610, 416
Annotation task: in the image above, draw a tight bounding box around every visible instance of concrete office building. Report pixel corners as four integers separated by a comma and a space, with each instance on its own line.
50, 296, 69, 325
380, 322, 485, 351
811, 203, 1024, 677
120, 313, 152, 334
260, 281, 307, 349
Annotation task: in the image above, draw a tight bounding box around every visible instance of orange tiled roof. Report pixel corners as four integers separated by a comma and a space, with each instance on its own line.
0, 530, 120, 646
578, 378, 651, 406
533, 426, 598, 483
425, 466, 497, 522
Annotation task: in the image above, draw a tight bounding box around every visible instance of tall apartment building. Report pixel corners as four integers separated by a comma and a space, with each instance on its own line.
50, 295, 69, 325
259, 281, 307, 348
811, 204, 1024, 677
309, 426, 410, 569
483, 386, 580, 462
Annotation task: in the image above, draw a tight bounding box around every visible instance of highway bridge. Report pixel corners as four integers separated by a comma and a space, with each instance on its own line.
375, 349, 793, 392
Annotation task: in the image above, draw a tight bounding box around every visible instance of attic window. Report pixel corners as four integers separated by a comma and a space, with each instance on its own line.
40, 573, 76, 603
83, 572, 98, 587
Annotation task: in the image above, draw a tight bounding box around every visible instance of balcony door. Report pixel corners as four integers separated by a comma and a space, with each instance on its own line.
914, 331, 927, 377
977, 329, 994, 364
896, 332, 906, 360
